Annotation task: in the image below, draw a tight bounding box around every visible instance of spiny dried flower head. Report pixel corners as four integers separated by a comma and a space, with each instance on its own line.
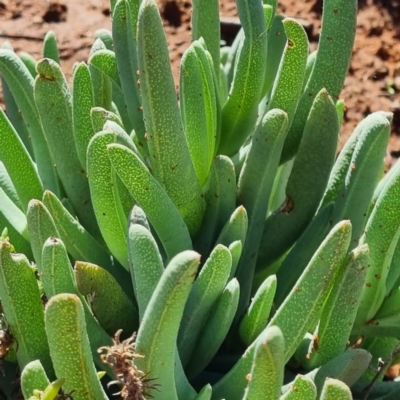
98, 330, 159, 400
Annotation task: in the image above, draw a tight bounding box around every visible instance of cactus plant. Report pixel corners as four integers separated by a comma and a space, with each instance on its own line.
1, 0, 400, 399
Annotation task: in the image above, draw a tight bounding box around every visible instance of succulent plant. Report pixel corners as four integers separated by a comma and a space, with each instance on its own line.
0, 0, 400, 399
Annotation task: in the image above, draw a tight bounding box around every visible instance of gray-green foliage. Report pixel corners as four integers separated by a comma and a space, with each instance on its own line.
0, 0, 398, 399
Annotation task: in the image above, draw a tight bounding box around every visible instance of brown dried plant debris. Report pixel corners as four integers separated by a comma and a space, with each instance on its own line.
98, 329, 160, 400
56, 391, 75, 400
0, 312, 14, 374
37, 389, 75, 400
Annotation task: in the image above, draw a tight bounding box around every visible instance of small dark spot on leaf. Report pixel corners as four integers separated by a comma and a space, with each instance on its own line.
40, 74, 56, 82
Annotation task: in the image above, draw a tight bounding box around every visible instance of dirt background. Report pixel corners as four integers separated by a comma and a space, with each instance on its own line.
0, 0, 399, 166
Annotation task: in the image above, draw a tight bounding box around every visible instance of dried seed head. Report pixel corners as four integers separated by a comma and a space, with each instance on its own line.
98, 330, 159, 400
